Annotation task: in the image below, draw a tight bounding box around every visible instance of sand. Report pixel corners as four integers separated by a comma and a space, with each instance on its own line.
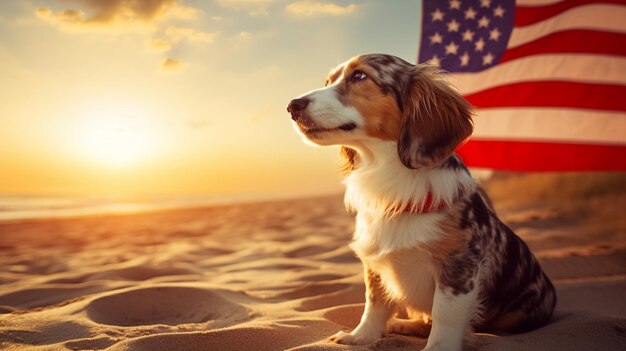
1, 177, 625, 350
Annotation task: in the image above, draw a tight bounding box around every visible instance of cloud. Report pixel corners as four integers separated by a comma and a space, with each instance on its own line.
147, 38, 173, 51
285, 1, 357, 16
165, 26, 218, 44
34, 0, 213, 70
147, 27, 218, 52
216, 0, 274, 16
161, 57, 188, 72
216, 0, 274, 7
230, 31, 253, 46
35, 0, 197, 31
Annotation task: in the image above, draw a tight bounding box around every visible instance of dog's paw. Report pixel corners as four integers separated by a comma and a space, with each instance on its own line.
328, 330, 381, 345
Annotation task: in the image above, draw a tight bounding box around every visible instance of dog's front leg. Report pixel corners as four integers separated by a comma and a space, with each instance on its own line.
329, 265, 392, 345
423, 284, 478, 351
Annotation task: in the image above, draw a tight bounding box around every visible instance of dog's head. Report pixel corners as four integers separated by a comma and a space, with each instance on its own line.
287, 54, 473, 168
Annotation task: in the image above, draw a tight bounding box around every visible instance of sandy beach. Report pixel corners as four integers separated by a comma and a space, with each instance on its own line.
1, 174, 625, 351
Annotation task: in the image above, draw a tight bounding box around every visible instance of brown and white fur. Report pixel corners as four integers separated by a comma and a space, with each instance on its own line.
287, 54, 556, 351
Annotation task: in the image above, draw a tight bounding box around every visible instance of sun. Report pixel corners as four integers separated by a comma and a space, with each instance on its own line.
73, 101, 159, 167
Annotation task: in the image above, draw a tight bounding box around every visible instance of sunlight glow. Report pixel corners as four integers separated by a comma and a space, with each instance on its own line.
73, 101, 159, 167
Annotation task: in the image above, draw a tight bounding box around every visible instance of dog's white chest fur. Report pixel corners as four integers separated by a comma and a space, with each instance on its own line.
343, 142, 467, 315
351, 211, 440, 313
350, 210, 446, 256
368, 248, 436, 313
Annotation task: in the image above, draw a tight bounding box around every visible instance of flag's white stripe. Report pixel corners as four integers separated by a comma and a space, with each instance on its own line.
472, 108, 626, 143
509, 4, 626, 47
516, 0, 564, 6
448, 54, 626, 95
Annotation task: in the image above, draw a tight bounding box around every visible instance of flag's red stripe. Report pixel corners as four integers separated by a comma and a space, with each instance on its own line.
457, 139, 626, 171
464, 81, 626, 111
515, 0, 626, 27
500, 30, 626, 64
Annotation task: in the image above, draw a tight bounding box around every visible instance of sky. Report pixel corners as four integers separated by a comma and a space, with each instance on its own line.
0, 0, 421, 198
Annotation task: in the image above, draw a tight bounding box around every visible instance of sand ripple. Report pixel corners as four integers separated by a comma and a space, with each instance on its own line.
86, 286, 249, 327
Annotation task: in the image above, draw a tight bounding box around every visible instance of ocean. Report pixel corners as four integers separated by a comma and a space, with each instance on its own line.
0, 193, 300, 222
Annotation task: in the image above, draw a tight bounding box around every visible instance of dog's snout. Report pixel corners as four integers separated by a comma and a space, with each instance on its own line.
287, 98, 310, 114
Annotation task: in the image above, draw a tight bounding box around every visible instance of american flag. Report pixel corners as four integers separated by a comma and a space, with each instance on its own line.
418, 0, 626, 171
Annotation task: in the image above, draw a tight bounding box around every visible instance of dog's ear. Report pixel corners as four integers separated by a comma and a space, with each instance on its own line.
397, 64, 473, 169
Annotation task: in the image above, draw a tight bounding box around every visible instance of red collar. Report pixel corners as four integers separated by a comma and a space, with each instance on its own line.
401, 192, 452, 214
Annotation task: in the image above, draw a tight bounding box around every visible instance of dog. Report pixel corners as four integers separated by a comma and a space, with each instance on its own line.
287, 54, 556, 351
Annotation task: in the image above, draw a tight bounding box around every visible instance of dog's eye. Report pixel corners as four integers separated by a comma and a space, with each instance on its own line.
351, 70, 367, 82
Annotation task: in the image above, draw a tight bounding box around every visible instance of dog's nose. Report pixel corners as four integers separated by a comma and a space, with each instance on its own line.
287, 98, 310, 114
